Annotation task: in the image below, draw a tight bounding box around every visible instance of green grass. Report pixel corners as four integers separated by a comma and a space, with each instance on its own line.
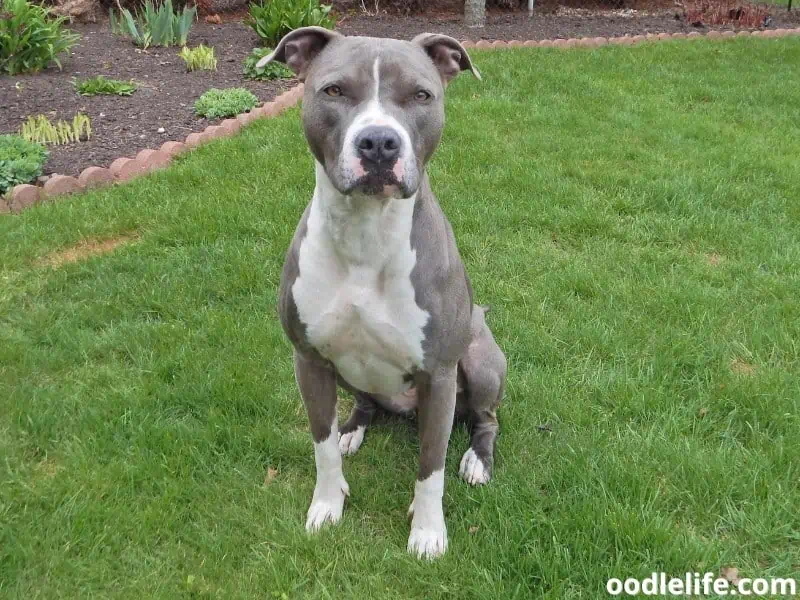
2, 39, 799, 599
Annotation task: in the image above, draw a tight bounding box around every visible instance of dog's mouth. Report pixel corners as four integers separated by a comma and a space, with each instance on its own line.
345, 170, 413, 199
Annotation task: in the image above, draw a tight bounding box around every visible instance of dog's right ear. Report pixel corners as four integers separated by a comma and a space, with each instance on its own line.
255, 27, 341, 80
413, 33, 481, 84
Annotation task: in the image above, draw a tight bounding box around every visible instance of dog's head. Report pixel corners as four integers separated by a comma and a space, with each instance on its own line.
257, 28, 480, 200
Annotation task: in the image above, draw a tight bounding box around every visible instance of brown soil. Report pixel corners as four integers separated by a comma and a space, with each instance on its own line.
0, 21, 294, 177
336, 5, 799, 41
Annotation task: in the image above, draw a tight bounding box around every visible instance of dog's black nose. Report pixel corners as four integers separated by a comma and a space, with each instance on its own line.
355, 126, 401, 164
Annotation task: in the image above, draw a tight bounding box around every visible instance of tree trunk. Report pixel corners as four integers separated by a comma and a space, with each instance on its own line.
464, 0, 486, 27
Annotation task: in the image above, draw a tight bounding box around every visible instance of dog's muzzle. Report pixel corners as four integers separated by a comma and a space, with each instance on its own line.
346, 125, 407, 197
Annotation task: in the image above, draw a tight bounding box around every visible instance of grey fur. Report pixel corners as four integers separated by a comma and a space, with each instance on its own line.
459, 305, 506, 477
294, 350, 338, 443
268, 29, 506, 547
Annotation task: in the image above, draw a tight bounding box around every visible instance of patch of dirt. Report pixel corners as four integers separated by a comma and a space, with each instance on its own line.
706, 252, 724, 266
38, 233, 138, 267
730, 358, 756, 376
336, 4, 799, 41
0, 21, 294, 177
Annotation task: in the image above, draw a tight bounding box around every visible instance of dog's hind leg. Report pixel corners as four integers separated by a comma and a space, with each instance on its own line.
339, 392, 380, 456
458, 306, 506, 486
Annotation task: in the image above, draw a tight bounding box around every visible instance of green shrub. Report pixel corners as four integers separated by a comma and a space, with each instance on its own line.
243, 47, 293, 80
195, 88, 259, 119
74, 76, 138, 96
179, 44, 217, 71
0, 0, 79, 75
110, 0, 196, 49
246, 0, 335, 47
20, 114, 92, 145
0, 135, 48, 196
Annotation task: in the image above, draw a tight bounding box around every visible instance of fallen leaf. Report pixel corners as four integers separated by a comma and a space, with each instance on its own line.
720, 566, 740, 585
264, 467, 278, 484
730, 358, 756, 376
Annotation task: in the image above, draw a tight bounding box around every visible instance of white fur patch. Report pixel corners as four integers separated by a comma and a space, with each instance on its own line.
338, 425, 365, 456
459, 448, 490, 486
306, 426, 350, 532
407, 469, 447, 559
293, 162, 429, 396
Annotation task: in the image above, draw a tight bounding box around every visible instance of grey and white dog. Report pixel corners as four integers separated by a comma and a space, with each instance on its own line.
258, 27, 507, 559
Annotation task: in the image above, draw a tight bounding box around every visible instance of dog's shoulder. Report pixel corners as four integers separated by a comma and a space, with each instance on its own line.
278, 202, 316, 354
409, 182, 473, 366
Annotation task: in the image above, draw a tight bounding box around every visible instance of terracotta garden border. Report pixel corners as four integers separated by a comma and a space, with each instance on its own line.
3, 26, 799, 215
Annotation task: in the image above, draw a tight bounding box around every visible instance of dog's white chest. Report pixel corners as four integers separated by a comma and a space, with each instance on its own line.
292, 181, 429, 395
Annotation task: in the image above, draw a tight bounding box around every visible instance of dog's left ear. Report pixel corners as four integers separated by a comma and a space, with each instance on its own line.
256, 26, 342, 80
413, 33, 481, 84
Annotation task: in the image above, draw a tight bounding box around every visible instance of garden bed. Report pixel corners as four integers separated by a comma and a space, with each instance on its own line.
1, 4, 797, 178
0, 21, 294, 177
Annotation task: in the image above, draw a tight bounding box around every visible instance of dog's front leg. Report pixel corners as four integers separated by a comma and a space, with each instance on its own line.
407, 363, 458, 559
294, 350, 349, 532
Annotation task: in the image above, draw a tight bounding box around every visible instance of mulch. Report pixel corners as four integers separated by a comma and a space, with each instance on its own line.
336, 5, 799, 40
1, 6, 798, 178
0, 21, 294, 177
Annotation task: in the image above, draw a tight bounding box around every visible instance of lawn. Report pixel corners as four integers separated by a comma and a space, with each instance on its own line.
2, 39, 799, 599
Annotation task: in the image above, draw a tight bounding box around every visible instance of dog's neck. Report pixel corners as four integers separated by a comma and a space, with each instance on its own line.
312, 161, 418, 267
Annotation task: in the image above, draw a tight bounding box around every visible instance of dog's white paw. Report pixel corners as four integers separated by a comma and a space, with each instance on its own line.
459, 448, 491, 486
338, 426, 365, 456
305, 476, 349, 532
407, 469, 447, 559
408, 523, 448, 559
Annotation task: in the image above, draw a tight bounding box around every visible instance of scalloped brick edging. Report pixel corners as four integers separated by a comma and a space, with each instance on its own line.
1, 84, 305, 213
3, 26, 799, 214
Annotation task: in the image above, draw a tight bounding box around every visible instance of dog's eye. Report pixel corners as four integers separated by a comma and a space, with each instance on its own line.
415, 90, 432, 102
324, 85, 342, 97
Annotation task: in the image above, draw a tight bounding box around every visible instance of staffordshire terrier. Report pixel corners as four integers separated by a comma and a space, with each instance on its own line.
258, 27, 507, 558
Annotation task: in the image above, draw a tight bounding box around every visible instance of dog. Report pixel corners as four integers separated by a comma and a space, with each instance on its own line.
258, 27, 507, 559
